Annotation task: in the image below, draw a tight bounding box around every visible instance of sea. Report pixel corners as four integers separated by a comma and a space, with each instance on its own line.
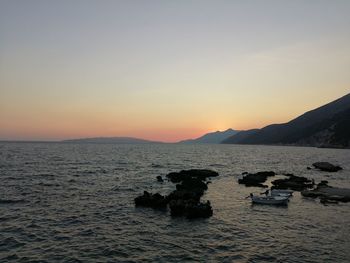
0, 142, 349, 262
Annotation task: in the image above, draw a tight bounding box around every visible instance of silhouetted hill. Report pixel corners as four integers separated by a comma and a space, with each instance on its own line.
62, 137, 162, 144
223, 93, 350, 148
179, 129, 239, 144
221, 129, 259, 144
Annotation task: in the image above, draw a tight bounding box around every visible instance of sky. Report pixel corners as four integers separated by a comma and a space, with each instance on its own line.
0, 0, 350, 142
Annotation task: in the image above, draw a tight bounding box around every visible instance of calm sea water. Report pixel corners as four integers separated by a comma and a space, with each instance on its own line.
0, 142, 349, 262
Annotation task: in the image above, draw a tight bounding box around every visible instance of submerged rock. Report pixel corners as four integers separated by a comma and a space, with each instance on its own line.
238, 171, 275, 188
271, 174, 314, 191
312, 162, 342, 172
156, 176, 164, 182
134, 191, 168, 208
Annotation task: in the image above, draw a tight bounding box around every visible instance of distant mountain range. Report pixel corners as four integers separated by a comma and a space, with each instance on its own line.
62, 137, 161, 144
61, 93, 350, 148
223, 93, 350, 148
179, 128, 239, 144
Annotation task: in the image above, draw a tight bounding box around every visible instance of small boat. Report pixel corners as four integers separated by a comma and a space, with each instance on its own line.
261, 189, 293, 198
250, 194, 289, 205
271, 189, 293, 197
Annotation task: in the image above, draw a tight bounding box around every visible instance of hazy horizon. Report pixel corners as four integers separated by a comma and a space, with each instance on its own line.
1, 1, 350, 142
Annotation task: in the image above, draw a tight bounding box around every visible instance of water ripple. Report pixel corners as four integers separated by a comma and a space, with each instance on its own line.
0, 142, 349, 262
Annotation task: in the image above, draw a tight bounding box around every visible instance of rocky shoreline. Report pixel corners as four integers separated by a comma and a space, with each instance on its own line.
135, 162, 348, 219
238, 161, 349, 204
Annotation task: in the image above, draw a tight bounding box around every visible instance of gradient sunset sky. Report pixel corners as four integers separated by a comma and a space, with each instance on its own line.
1, 0, 349, 142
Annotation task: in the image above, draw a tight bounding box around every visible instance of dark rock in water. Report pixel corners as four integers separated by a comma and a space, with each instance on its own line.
166, 169, 219, 183
312, 162, 342, 172
175, 177, 208, 194
301, 182, 350, 203
186, 201, 213, 219
307, 167, 312, 170
318, 180, 329, 187
167, 179, 208, 203
134, 191, 168, 208
136, 169, 217, 219
169, 199, 213, 218
166, 169, 215, 218
271, 174, 314, 191
320, 197, 338, 205
238, 171, 275, 188
169, 199, 193, 216
167, 189, 202, 202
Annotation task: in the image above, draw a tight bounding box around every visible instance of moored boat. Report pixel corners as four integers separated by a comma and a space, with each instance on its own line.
271, 189, 293, 197
250, 194, 289, 205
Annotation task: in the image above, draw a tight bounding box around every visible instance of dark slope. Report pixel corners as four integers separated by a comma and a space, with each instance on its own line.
221, 129, 259, 144
223, 93, 350, 148
179, 129, 239, 144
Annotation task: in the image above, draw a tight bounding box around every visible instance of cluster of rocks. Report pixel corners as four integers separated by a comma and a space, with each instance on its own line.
134, 169, 218, 219
134, 191, 167, 208
312, 162, 342, 172
271, 174, 314, 191
237, 161, 348, 206
301, 181, 350, 204
238, 171, 275, 188
238, 171, 315, 191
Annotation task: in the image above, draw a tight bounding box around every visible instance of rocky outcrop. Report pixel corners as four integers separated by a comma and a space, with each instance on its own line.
135, 169, 218, 219
134, 191, 168, 208
271, 174, 314, 191
312, 162, 342, 172
301, 181, 350, 203
166, 169, 219, 183
169, 199, 213, 218
186, 201, 213, 219
175, 177, 208, 193
238, 171, 275, 188
156, 175, 164, 182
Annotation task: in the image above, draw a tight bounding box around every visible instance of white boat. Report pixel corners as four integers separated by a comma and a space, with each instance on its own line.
271, 189, 293, 197
250, 195, 289, 205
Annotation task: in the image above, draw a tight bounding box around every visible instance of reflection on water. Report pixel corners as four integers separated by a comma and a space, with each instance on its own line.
0, 142, 349, 262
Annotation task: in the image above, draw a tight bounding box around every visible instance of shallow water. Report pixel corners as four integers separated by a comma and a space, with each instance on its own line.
0, 142, 349, 262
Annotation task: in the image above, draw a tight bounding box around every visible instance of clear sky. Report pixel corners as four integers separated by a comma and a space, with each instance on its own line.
1, 0, 349, 142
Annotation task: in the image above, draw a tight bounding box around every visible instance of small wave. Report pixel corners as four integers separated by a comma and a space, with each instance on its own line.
54, 235, 71, 241
0, 254, 19, 261
151, 163, 164, 168
0, 237, 25, 251
0, 199, 25, 204
35, 173, 55, 178
61, 216, 84, 226
78, 229, 94, 236
209, 164, 227, 168
38, 182, 60, 187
